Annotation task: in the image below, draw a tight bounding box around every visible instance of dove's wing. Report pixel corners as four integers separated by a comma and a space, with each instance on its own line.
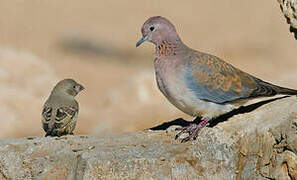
184, 52, 280, 104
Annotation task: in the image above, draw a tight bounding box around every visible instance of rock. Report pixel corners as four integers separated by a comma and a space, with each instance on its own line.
278, 0, 297, 40
0, 96, 296, 179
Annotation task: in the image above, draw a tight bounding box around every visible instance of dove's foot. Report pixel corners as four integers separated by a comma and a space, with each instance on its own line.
175, 117, 209, 143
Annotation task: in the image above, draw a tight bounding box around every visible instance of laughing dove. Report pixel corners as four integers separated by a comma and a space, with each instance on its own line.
136, 16, 297, 142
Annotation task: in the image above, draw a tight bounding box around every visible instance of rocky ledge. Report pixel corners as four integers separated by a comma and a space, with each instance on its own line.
278, 0, 297, 40
0, 96, 296, 180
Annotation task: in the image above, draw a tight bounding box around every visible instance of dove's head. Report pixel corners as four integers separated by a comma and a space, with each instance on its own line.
136, 16, 181, 47
53, 79, 84, 97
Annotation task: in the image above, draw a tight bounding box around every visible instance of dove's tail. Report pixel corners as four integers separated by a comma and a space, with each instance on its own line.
258, 80, 297, 96
250, 77, 297, 98
272, 85, 297, 95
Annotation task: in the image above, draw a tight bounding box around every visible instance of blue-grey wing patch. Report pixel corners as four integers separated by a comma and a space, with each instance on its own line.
184, 51, 292, 104
184, 58, 257, 104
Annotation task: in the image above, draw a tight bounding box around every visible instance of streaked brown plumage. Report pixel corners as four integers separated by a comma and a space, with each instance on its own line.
42, 79, 84, 137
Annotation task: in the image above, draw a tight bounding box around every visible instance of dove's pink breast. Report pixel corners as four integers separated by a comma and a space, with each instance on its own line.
154, 56, 235, 118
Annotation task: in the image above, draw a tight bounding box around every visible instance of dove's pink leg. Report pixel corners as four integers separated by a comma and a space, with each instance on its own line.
175, 117, 210, 142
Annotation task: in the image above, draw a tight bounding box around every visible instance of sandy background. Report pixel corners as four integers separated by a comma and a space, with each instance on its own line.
0, 0, 296, 138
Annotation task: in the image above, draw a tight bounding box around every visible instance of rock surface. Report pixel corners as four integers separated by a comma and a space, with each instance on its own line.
278, 0, 297, 40
0, 96, 296, 179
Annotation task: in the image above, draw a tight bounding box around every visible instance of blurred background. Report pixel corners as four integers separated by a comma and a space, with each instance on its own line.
0, 0, 296, 138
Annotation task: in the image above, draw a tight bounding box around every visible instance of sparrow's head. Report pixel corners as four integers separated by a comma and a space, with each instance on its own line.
53, 79, 84, 97
136, 16, 180, 47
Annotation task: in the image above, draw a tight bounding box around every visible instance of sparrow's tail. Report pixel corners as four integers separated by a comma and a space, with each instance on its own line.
44, 121, 56, 137
45, 131, 52, 137
45, 126, 60, 137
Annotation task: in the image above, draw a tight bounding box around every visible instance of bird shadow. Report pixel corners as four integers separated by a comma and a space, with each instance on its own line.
149, 96, 289, 131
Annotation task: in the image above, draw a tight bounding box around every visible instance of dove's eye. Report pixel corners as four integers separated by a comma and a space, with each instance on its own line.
149, 26, 155, 31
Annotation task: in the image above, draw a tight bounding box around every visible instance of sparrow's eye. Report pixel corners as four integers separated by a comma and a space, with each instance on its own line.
73, 85, 77, 89
149, 26, 155, 31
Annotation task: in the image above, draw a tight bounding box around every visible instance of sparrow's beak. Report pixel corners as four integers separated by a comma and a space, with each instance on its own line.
79, 85, 85, 91
136, 35, 148, 47
75, 84, 85, 92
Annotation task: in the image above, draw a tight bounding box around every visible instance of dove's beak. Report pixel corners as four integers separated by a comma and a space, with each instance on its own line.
136, 36, 148, 47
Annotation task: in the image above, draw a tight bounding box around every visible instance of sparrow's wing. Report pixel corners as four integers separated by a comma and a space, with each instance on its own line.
42, 105, 52, 122
54, 106, 78, 129
184, 52, 278, 104
42, 105, 52, 132
42, 104, 78, 136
